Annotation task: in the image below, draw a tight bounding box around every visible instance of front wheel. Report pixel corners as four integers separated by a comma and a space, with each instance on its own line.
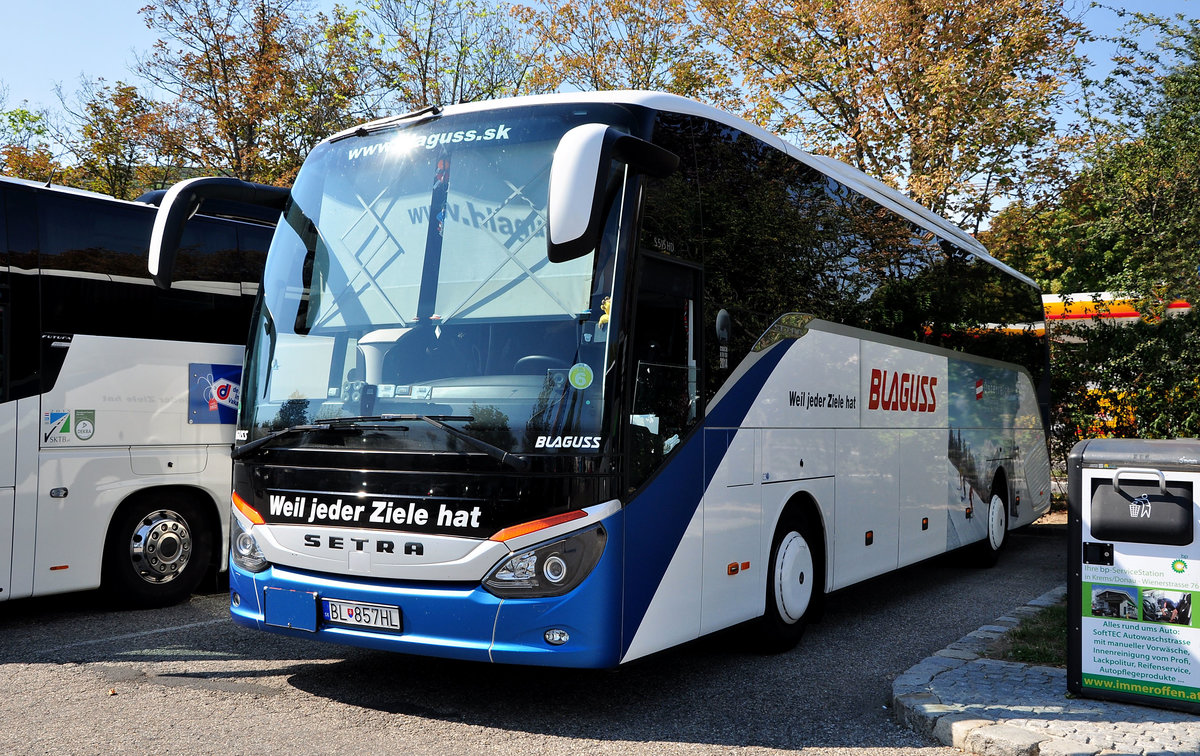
103, 495, 214, 607
756, 514, 823, 652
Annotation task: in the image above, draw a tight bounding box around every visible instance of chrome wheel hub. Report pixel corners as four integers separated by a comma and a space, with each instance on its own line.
130, 509, 192, 584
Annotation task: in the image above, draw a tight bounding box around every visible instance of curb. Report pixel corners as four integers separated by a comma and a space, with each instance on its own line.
892, 585, 1089, 756
891, 584, 1200, 755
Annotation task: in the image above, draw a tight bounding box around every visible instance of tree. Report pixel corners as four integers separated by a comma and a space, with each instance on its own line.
515, 0, 727, 98
986, 14, 1200, 313
273, 5, 378, 173
0, 88, 64, 182
1046, 312, 1200, 472
52, 80, 186, 199
696, 0, 1082, 230
366, 0, 539, 110
137, 0, 372, 184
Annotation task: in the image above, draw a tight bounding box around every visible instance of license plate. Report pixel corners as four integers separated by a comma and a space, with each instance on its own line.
322, 598, 402, 632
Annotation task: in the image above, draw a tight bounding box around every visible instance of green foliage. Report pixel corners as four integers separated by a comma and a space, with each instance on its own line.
988, 14, 1200, 314
0, 103, 63, 181
1048, 310, 1200, 473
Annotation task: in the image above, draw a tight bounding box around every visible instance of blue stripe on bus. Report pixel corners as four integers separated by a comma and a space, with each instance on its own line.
620, 340, 792, 656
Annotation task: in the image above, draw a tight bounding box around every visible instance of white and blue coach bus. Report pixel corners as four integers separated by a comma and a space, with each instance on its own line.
0, 177, 272, 607
149, 92, 1051, 667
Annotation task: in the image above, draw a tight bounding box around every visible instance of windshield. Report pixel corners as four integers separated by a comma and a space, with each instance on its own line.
242, 104, 634, 454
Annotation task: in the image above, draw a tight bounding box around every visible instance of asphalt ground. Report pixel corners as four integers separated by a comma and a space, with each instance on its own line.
0, 524, 1066, 755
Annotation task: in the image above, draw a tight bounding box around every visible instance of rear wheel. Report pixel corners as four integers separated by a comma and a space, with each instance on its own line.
972, 490, 1008, 567
757, 513, 823, 652
103, 494, 213, 607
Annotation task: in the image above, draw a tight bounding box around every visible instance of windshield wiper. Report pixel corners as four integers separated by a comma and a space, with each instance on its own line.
230, 416, 411, 460
390, 414, 531, 472
232, 414, 530, 471
231, 423, 333, 460
328, 105, 442, 143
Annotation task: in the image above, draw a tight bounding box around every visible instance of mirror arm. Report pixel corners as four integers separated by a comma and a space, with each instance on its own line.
149, 177, 289, 290
611, 134, 680, 178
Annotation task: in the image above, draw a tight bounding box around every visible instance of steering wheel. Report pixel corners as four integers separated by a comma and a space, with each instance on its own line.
513, 355, 568, 374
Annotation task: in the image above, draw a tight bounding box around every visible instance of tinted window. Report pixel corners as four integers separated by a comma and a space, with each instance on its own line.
35, 191, 261, 346
646, 113, 1047, 405
2, 186, 39, 401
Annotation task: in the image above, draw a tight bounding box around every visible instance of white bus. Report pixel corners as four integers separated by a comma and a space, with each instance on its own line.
151, 91, 1052, 665
0, 177, 273, 607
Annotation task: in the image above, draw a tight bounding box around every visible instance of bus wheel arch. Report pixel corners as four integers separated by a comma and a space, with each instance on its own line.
102, 485, 218, 607
756, 493, 826, 652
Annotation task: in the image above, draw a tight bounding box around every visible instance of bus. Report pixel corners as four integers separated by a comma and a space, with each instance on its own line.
0, 177, 272, 607
1043, 292, 1191, 331
149, 91, 1051, 667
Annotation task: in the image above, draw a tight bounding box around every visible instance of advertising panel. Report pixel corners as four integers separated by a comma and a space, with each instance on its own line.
1069, 439, 1200, 712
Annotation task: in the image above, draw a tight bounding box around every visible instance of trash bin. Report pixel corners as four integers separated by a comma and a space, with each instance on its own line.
1068, 438, 1200, 713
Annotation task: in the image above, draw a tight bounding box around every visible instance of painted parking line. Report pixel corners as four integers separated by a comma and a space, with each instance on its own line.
39, 618, 229, 653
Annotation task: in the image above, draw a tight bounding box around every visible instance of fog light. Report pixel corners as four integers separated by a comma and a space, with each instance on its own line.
544, 628, 570, 646
231, 592, 241, 607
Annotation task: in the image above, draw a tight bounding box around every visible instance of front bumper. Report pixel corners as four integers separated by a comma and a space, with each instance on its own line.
229, 515, 624, 668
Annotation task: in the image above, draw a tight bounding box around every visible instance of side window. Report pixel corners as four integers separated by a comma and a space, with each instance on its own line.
640, 112, 702, 265
39, 194, 150, 276
38, 194, 154, 338
238, 223, 273, 287
0, 188, 7, 402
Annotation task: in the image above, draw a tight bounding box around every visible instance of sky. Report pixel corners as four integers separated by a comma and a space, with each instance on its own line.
0, 0, 1195, 113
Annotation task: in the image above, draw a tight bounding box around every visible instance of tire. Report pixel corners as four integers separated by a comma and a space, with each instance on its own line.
972, 490, 1009, 567
102, 494, 214, 608
756, 513, 823, 652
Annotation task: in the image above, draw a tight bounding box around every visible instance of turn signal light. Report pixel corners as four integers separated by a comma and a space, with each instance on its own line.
490, 510, 587, 542
232, 491, 265, 525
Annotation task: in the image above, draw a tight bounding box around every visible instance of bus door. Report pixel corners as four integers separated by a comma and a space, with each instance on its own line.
627, 254, 700, 487
621, 254, 709, 654
0, 185, 41, 600
0, 188, 14, 599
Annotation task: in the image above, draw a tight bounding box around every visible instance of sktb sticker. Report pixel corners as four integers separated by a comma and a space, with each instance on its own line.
42, 411, 71, 445
42, 409, 96, 444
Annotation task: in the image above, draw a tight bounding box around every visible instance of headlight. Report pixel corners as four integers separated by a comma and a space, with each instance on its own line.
483, 524, 606, 598
230, 511, 269, 573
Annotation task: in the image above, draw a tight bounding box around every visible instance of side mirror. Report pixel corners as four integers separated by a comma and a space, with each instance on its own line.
716, 309, 732, 369
148, 177, 289, 289
547, 124, 679, 263
715, 309, 731, 344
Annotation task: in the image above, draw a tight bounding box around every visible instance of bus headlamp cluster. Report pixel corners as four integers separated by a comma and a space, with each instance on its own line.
484, 525, 606, 598
230, 514, 269, 573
